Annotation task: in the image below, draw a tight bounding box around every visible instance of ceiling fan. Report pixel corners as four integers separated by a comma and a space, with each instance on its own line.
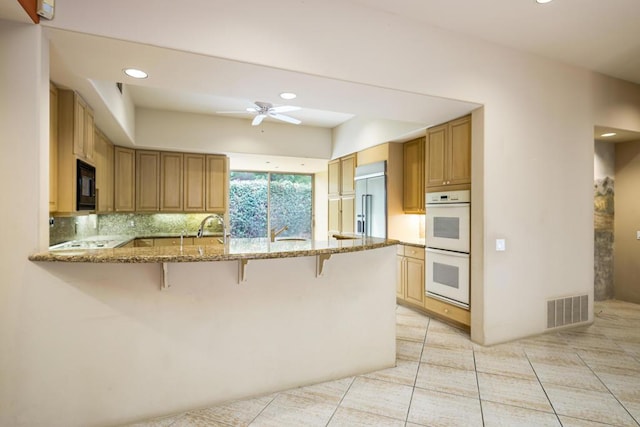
218, 101, 302, 126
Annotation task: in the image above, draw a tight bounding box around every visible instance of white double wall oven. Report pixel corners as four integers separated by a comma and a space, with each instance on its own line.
425, 190, 471, 309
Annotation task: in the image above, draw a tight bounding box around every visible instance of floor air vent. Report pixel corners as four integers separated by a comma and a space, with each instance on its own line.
547, 295, 588, 329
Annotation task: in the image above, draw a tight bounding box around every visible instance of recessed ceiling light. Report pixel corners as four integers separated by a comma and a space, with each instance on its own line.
123, 68, 148, 79
536, 0, 553, 3
280, 92, 297, 100
600, 132, 617, 137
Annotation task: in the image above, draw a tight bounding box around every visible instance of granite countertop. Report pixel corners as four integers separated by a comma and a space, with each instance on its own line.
30, 237, 399, 263
400, 238, 426, 248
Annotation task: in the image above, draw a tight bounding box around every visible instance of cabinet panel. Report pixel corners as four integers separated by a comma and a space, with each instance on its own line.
205, 155, 228, 212
72, 96, 86, 157
426, 124, 447, 189
114, 147, 135, 212
397, 256, 405, 299
340, 154, 356, 195
403, 137, 425, 213
184, 154, 206, 211
448, 116, 472, 186
424, 296, 470, 327
328, 197, 340, 236
84, 108, 95, 162
328, 159, 340, 197
160, 152, 184, 211
405, 257, 425, 305
340, 195, 355, 234
94, 130, 114, 213
136, 150, 160, 211
49, 84, 58, 212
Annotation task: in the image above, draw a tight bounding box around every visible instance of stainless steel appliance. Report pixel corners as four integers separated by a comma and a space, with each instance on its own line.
425, 190, 470, 308
76, 159, 96, 211
355, 161, 386, 238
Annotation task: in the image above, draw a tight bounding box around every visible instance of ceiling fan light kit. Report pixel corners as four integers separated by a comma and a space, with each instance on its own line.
219, 101, 301, 126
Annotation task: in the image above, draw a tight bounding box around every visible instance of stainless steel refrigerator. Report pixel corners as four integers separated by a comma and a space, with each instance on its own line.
355, 161, 387, 238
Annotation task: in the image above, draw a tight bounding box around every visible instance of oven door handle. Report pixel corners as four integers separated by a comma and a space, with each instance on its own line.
425, 203, 470, 208
426, 248, 470, 258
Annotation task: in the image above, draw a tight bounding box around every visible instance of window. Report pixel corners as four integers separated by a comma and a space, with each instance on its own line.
229, 171, 313, 239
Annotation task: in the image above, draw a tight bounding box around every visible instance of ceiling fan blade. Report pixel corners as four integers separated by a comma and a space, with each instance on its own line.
270, 105, 301, 113
252, 114, 266, 126
246, 107, 259, 112
254, 101, 272, 110
270, 113, 301, 125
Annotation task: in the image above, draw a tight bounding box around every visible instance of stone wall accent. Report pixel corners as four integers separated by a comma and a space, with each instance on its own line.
594, 176, 614, 301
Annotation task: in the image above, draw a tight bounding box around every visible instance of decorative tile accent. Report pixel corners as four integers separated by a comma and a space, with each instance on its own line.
594, 176, 614, 301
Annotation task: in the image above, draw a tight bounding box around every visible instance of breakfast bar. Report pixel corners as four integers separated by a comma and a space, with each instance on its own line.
29, 238, 398, 415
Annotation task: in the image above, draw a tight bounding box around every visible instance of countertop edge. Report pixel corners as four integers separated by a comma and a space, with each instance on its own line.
29, 239, 400, 263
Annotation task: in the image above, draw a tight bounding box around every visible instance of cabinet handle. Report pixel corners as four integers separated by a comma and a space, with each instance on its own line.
444, 308, 449, 314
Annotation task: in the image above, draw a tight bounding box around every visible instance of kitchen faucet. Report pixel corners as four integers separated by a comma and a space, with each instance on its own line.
197, 214, 227, 245
270, 225, 288, 242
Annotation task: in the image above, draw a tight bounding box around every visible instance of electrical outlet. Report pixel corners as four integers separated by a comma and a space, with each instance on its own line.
496, 239, 506, 251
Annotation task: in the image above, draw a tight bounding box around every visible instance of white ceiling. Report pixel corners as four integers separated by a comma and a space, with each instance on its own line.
5, 0, 640, 167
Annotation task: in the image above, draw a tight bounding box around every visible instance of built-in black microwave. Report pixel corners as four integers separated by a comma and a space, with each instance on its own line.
77, 159, 96, 211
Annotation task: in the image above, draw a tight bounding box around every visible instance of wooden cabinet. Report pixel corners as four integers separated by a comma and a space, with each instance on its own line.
424, 296, 470, 327
59, 89, 94, 163
205, 155, 228, 212
396, 245, 425, 307
426, 115, 471, 192
49, 83, 58, 212
114, 147, 135, 212
54, 88, 97, 213
184, 154, 206, 211
160, 152, 184, 211
327, 154, 356, 236
403, 137, 425, 213
136, 150, 160, 211
94, 129, 114, 213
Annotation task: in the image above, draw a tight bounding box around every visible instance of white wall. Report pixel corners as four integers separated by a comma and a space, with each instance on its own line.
332, 117, 426, 159
136, 108, 332, 159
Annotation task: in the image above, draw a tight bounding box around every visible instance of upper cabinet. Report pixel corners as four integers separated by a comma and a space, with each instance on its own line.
160, 152, 184, 212
327, 153, 356, 236
205, 155, 229, 212
94, 129, 115, 213
403, 137, 425, 214
59, 89, 94, 164
49, 83, 58, 213
53, 88, 97, 213
114, 147, 136, 212
135, 150, 161, 211
426, 115, 471, 192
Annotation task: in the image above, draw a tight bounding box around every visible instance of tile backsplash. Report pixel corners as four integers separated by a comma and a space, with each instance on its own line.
49, 213, 224, 246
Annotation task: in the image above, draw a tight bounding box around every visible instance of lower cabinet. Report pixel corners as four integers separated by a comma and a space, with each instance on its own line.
396, 245, 425, 307
396, 243, 471, 328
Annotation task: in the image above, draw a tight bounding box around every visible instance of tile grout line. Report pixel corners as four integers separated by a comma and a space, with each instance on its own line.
403, 316, 430, 426
323, 375, 356, 426
246, 392, 280, 426
576, 352, 640, 426
523, 349, 562, 425
471, 348, 486, 426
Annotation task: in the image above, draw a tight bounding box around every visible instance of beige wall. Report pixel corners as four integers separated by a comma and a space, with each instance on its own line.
614, 140, 640, 303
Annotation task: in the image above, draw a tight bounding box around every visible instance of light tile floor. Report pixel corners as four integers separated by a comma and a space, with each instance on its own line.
127, 300, 640, 426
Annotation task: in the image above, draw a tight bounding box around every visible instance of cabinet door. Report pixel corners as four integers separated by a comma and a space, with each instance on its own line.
94, 131, 108, 212
72, 95, 86, 157
160, 152, 184, 211
328, 159, 340, 197
328, 196, 340, 236
340, 195, 355, 234
105, 141, 114, 211
405, 256, 425, 306
447, 115, 471, 187
84, 108, 95, 162
426, 124, 447, 189
49, 84, 58, 212
205, 155, 228, 212
397, 255, 405, 299
136, 150, 160, 211
403, 137, 425, 213
114, 147, 135, 211
340, 154, 356, 195
184, 154, 206, 211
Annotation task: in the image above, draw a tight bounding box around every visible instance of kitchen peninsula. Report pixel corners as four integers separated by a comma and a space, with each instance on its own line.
29, 237, 398, 412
